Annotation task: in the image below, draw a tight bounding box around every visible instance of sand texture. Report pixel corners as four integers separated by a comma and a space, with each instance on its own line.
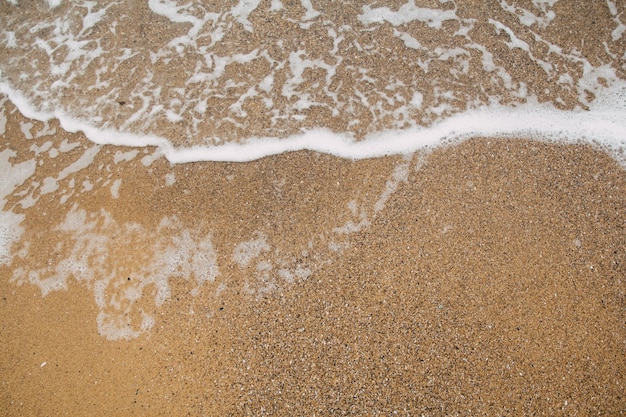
2, 126, 626, 415
1, 0, 626, 415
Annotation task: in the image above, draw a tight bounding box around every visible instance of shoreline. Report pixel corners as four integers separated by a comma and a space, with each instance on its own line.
2, 81, 626, 164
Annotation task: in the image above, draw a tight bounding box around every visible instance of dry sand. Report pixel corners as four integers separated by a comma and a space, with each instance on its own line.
2, 128, 626, 415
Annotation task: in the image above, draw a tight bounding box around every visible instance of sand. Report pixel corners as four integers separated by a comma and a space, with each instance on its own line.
1, 1, 626, 415
2, 114, 626, 415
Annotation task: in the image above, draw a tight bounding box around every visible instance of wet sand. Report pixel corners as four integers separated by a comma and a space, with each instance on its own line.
2, 116, 626, 415
1, 1, 626, 414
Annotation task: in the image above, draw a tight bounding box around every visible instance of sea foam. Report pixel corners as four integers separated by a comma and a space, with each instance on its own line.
0, 149, 36, 265
1, 79, 625, 164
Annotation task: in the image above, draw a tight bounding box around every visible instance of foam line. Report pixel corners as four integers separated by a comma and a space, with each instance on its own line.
1, 80, 625, 163
358, 3, 458, 29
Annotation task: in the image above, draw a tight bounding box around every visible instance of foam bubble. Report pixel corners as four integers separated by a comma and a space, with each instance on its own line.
96, 311, 141, 341
148, 0, 204, 26
113, 150, 139, 164
270, 0, 283, 12
0, 149, 36, 265
0, 211, 24, 266
299, 0, 321, 21
233, 234, 270, 267
81, 2, 110, 33
165, 173, 176, 186
606, 0, 626, 41
230, 0, 262, 32
0, 150, 37, 200
358, 3, 458, 28
13, 205, 220, 340
110, 179, 121, 199
0, 98, 6, 134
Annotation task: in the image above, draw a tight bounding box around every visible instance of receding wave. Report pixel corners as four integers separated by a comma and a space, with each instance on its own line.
1, 0, 624, 156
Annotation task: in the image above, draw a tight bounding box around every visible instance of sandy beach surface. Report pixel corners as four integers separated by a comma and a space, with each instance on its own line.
2, 98, 626, 415
1, 0, 626, 415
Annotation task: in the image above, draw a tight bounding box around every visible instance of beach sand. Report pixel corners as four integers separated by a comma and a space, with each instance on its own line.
2, 1, 626, 415
2, 101, 625, 415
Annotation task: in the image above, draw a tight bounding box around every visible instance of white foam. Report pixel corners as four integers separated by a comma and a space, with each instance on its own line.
230, 0, 262, 32
374, 155, 412, 213
0, 150, 37, 201
38, 145, 100, 196
334, 200, 370, 234
17, 206, 220, 339
499, 0, 556, 29
1, 74, 626, 164
0, 98, 6, 134
489, 19, 531, 52
606, 0, 626, 41
188, 234, 219, 287
20, 121, 33, 139
81, 180, 93, 192
29, 139, 53, 156
270, 0, 282, 12
411, 92, 424, 109
0, 211, 24, 265
394, 29, 423, 50
164, 83, 626, 163
110, 179, 121, 199
0, 149, 36, 265
81, 2, 110, 34
97, 311, 140, 340
113, 149, 139, 164
358, 2, 458, 29
59, 140, 81, 153
282, 50, 336, 105
148, 0, 203, 26
299, 0, 320, 21
233, 234, 270, 267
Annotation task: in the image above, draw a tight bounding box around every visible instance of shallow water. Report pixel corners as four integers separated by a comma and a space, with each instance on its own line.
2, 0, 625, 153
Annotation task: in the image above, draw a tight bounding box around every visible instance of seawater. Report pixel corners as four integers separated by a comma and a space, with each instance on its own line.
0, 0, 625, 339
